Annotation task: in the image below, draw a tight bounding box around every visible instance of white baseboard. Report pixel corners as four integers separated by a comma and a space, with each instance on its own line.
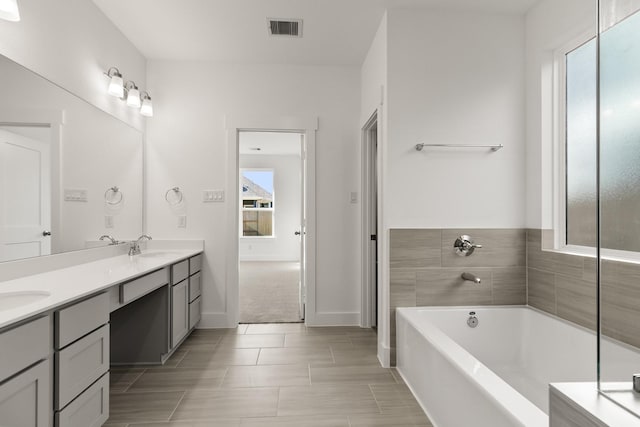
239, 256, 300, 262
197, 312, 235, 328
307, 311, 360, 326
378, 343, 391, 368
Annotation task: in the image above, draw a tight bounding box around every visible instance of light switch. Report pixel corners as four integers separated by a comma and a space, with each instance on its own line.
105, 215, 114, 228
350, 191, 358, 204
64, 189, 88, 202
178, 215, 187, 228
203, 190, 224, 202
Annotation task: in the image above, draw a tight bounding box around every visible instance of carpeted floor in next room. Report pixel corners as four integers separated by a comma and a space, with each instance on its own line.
239, 261, 301, 323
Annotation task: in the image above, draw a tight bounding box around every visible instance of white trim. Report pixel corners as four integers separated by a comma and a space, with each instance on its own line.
225, 115, 318, 327
239, 256, 300, 262
378, 342, 391, 368
311, 312, 360, 326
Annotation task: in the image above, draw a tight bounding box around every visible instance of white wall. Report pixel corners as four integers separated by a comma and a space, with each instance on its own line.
525, 0, 595, 229
239, 154, 301, 262
0, 0, 146, 130
386, 9, 526, 229
145, 61, 361, 327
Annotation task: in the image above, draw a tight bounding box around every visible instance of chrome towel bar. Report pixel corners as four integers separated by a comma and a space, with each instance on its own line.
415, 143, 504, 152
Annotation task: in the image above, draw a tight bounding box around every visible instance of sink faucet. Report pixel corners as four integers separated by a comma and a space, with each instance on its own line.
461, 272, 481, 284
129, 235, 152, 256
99, 235, 118, 245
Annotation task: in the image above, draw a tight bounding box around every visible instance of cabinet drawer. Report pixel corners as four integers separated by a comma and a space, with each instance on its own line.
0, 316, 50, 383
172, 259, 189, 284
0, 359, 51, 427
56, 293, 109, 350
189, 254, 203, 275
56, 372, 109, 427
189, 272, 202, 303
189, 296, 201, 330
120, 268, 168, 305
56, 325, 109, 410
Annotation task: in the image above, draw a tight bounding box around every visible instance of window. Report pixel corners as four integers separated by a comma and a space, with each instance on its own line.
561, 10, 640, 254
241, 170, 274, 237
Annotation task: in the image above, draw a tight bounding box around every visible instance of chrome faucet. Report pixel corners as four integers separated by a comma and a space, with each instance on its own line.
461, 272, 481, 284
99, 235, 118, 245
129, 235, 152, 256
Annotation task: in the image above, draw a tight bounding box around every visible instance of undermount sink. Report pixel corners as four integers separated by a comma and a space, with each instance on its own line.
0, 291, 51, 312
136, 251, 182, 259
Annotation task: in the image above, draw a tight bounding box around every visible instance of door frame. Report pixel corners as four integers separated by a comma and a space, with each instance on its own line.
0, 109, 63, 253
225, 115, 318, 326
361, 111, 381, 328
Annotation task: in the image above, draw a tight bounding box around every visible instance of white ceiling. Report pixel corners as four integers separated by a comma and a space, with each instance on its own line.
93, 0, 539, 65
239, 132, 301, 156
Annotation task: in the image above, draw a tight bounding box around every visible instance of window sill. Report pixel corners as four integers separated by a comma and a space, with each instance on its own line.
544, 244, 640, 265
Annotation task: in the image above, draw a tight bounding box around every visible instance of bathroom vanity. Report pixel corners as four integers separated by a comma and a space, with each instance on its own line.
0, 245, 203, 426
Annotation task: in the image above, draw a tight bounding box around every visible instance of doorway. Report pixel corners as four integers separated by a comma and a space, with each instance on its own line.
362, 113, 379, 329
237, 131, 305, 323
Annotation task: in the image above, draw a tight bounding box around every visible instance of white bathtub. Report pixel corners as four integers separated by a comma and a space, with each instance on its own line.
396, 306, 640, 427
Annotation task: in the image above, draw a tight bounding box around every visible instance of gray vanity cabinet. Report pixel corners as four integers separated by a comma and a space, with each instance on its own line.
54, 293, 109, 427
171, 259, 190, 348
188, 254, 203, 328
0, 316, 52, 427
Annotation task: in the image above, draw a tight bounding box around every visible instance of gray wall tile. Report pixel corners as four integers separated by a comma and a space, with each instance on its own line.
390, 269, 416, 309
527, 267, 556, 314
390, 229, 441, 268
416, 268, 493, 306
492, 267, 526, 305
555, 274, 596, 330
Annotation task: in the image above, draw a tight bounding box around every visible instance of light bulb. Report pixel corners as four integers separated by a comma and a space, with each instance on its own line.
140, 95, 153, 117
0, 0, 20, 22
127, 87, 141, 108
107, 74, 124, 98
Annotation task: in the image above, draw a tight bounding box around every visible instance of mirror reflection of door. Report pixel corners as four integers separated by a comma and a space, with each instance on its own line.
0, 127, 51, 262
238, 131, 304, 324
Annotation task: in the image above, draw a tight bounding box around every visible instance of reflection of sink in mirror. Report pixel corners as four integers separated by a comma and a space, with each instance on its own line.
0, 291, 51, 311
137, 251, 183, 259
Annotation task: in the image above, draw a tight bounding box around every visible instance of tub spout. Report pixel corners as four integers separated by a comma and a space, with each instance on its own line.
461, 272, 481, 284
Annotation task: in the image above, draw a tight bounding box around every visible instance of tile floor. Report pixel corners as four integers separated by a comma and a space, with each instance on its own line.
105, 324, 432, 426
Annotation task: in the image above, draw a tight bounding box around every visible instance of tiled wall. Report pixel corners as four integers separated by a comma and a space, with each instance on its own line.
526, 229, 640, 349
389, 228, 527, 364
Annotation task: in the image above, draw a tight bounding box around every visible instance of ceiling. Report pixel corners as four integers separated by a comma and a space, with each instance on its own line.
239, 132, 301, 156
93, 0, 539, 66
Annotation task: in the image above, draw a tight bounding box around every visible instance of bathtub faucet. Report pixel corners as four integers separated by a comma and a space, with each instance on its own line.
461, 272, 481, 284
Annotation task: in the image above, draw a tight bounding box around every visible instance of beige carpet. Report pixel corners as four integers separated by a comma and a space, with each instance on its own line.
239, 261, 302, 323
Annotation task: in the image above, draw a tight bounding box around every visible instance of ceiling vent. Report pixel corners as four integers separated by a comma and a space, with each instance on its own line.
268, 18, 303, 37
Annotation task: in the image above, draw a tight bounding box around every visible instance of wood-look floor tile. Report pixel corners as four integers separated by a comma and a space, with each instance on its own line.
305, 326, 371, 336
171, 388, 279, 420
240, 415, 350, 426
128, 367, 227, 391
128, 421, 240, 427
218, 334, 285, 349
245, 323, 306, 334
108, 390, 185, 423
222, 364, 310, 387
110, 367, 145, 393
284, 333, 350, 347
178, 348, 259, 368
370, 384, 425, 416
328, 347, 382, 366
349, 414, 433, 426
310, 365, 396, 385
258, 347, 333, 365
277, 384, 379, 416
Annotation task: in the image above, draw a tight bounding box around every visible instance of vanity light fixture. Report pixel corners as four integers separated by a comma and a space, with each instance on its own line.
104, 67, 153, 117
125, 81, 141, 108
0, 0, 20, 22
105, 67, 124, 98
140, 92, 153, 117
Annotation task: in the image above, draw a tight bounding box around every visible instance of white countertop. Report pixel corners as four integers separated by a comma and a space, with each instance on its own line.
0, 247, 203, 330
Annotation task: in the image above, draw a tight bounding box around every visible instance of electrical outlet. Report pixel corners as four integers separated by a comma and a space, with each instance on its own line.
203, 190, 224, 202
104, 215, 114, 228
350, 191, 358, 204
178, 215, 187, 228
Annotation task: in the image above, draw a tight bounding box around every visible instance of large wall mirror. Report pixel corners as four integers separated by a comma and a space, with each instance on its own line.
0, 54, 143, 263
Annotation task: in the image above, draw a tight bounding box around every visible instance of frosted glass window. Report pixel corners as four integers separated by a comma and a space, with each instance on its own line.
599, 9, 640, 252
566, 39, 597, 247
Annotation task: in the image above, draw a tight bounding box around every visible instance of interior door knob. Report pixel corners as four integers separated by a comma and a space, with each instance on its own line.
42, 231, 52, 236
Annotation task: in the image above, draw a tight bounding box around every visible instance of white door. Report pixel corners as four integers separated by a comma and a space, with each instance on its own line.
0, 129, 51, 262
298, 134, 306, 320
